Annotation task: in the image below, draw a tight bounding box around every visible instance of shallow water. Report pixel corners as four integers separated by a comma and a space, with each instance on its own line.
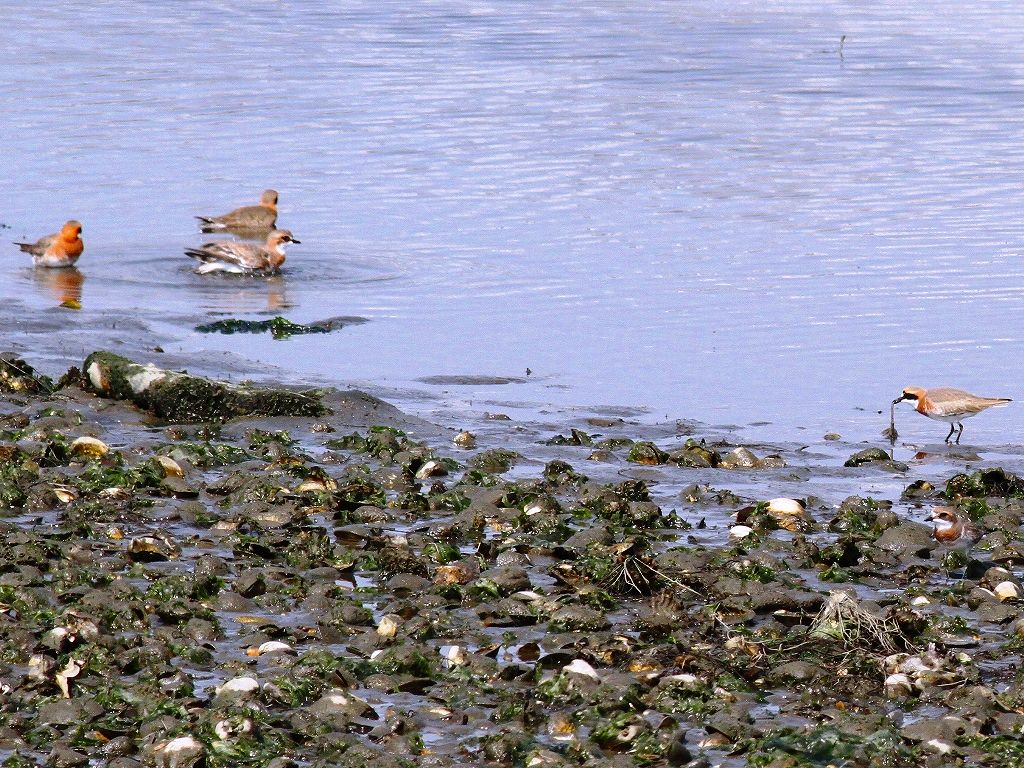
5, 0, 1024, 445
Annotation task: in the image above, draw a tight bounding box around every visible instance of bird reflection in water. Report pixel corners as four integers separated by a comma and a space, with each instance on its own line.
32, 267, 84, 308
201, 274, 292, 314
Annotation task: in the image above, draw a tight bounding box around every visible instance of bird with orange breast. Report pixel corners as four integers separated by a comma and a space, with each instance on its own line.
195, 189, 278, 234
15, 220, 84, 268
892, 386, 1011, 444
928, 506, 982, 551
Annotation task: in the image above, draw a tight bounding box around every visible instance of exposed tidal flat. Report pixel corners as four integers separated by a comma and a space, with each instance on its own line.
0, 352, 1022, 767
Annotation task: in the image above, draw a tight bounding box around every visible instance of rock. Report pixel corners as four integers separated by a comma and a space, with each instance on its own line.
82, 350, 328, 422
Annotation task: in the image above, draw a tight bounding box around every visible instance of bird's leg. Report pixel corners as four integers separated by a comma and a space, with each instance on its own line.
955, 423, 964, 445
945, 423, 956, 444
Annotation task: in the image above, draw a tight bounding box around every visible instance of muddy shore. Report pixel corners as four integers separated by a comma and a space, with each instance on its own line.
0, 353, 1022, 768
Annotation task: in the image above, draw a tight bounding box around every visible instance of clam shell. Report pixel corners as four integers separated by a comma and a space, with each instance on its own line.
70, 436, 109, 458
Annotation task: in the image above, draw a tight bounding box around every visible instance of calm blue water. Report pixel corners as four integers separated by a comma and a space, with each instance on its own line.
4, 0, 1024, 443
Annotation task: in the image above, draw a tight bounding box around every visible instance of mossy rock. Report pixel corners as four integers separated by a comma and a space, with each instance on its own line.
82, 351, 328, 422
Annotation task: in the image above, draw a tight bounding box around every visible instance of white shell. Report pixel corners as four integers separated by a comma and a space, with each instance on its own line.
214, 675, 260, 703
883, 672, 914, 698
257, 640, 295, 655
995, 581, 1020, 601
160, 735, 205, 766
377, 614, 402, 638
729, 525, 754, 540
563, 658, 600, 681
70, 436, 109, 458
444, 645, 468, 666
155, 455, 184, 477
767, 497, 804, 515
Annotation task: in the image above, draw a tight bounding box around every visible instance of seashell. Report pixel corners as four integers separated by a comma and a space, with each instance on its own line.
616, 724, 643, 744
106, 526, 125, 540
661, 673, 703, 690
295, 479, 328, 493
155, 455, 184, 478
698, 733, 733, 748
995, 581, 1020, 601
99, 486, 130, 500
414, 459, 447, 479
376, 614, 402, 638
55, 657, 81, 699
729, 524, 754, 540
51, 486, 77, 504
69, 436, 109, 459
214, 716, 254, 740
884, 673, 914, 698
42, 626, 70, 651
27, 654, 54, 685
910, 596, 930, 607
158, 735, 205, 768
127, 535, 176, 562
923, 738, 953, 755
214, 675, 260, 705
563, 658, 600, 681
443, 645, 468, 667
453, 431, 476, 449
768, 498, 805, 515
257, 640, 295, 656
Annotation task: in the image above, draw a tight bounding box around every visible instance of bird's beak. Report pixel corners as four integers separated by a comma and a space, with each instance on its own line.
892, 394, 907, 405
290, 238, 301, 244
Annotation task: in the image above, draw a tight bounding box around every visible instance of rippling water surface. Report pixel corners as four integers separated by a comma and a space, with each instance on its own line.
5, 0, 1024, 442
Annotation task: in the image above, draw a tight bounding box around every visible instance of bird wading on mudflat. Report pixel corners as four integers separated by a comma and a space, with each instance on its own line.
892, 386, 1011, 444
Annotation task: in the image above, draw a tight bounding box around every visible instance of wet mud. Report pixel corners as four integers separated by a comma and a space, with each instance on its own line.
0, 354, 1022, 767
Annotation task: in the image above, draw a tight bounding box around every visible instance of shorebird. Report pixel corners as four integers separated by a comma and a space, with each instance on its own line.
195, 189, 278, 233
15, 220, 84, 268
929, 506, 982, 550
892, 386, 1011, 444
185, 229, 299, 275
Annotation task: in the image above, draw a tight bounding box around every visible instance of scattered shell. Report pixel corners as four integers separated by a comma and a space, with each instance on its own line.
99, 486, 130, 500
157, 735, 205, 768
155, 455, 185, 477
51, 486, 78, 504
377, 614, 402, 638
256, 640, 295, 656
127, 535, 177, 562
214, 676, 260, 705
214, 716, 254, 740
415, 459, 447, 479
69, 436, 109, 458
563, 658, 600, 681
443, 645, 468, 667
55, 658, 82, 698
884, 672, 913, 698
729, 525, 754, 540
767, 498, 805, 515
296, 477, 337, 493
453, 431, 476, 449
995, 581, 1020, 601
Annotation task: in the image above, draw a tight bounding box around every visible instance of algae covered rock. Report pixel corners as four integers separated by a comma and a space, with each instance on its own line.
82, 351, 328, 422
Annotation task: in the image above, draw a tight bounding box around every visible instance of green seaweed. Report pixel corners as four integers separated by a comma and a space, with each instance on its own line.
195, 315, 340, 340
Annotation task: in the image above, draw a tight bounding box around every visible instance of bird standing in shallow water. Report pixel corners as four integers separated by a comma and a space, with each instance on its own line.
185, 229, 299, 275
195, 189, 278, 233
892, 386, 1011, 444
15, 220, 84, 268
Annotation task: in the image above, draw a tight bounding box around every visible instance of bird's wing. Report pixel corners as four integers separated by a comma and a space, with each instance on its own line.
15, 233, 55, 255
